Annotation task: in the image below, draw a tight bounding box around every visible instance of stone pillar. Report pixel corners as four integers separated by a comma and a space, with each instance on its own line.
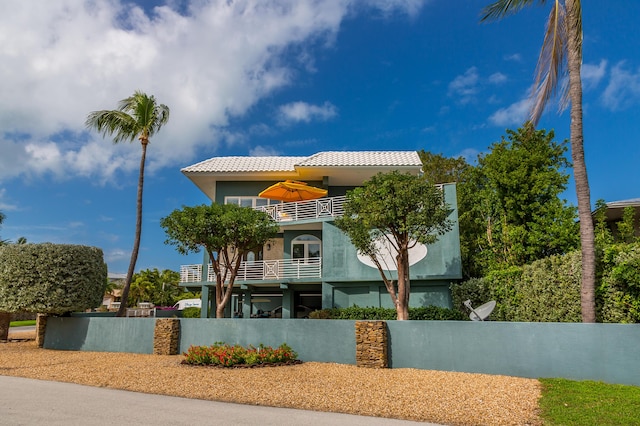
36, 313, 48, 347
153, 318, 180, 355
355, 320, 388, 368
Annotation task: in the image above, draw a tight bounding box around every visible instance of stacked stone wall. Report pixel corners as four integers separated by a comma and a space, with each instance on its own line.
355, 320, 388, 368
153, 318, 180, 355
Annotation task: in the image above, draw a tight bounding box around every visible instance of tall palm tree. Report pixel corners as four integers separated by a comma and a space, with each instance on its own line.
86, 91, 170, 317
482, 0, 596, 322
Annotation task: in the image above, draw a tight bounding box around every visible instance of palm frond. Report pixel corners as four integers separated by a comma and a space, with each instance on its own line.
86, 91, 170, 144
481, 0, 545, 21
529, 1, 567, 125
85, 109, 138, 144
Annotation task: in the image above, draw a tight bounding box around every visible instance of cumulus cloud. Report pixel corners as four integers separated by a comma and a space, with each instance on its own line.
488, 97, 532, 127
489, 72, 507, 84
448, 67, 480, 104
582, 59, 607, 90
0, 0, 424, 185
601, 61, 640, 111
278, 101, 338, 124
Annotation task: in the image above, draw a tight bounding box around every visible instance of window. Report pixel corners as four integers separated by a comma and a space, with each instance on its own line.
291, 235, 321, 262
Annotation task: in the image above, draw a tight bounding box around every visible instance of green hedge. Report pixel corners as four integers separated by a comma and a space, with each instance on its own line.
309, 305, 466, 320
451, 244, 640, 323
0, 243, 107, 314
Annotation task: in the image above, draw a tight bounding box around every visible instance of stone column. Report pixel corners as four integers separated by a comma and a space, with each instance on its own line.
153, 318, 181, 355
36, 313, 48, 347
355, 320, 388, 368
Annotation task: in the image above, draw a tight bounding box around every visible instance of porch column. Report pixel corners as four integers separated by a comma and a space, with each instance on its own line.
242, 289, 252, 319
200, 285, 210, 318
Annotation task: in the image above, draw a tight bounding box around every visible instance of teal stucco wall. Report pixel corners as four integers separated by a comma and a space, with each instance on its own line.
42, 317, 640, 386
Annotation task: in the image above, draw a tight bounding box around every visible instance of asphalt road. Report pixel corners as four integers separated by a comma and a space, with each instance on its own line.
0, 376, 442, 426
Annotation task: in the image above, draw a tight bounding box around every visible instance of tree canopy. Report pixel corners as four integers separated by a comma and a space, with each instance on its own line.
458, 123, 579, 276
335, 171, 453, 320
160, 203, 279, 318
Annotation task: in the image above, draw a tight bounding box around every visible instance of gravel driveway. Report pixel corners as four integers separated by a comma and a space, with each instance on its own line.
0, 339, 541, 426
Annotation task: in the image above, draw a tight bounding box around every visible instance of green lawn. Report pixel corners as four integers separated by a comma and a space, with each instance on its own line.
540, 378, 640, 425
9, 320, 36, 327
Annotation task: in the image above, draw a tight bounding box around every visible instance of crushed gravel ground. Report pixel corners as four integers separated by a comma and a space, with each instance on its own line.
0, 336, 542, 426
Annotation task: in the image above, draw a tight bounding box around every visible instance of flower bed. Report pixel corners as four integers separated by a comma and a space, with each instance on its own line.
182, 342, 300, 367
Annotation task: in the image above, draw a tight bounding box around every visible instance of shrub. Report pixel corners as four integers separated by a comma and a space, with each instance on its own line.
0, 243, 107, 314
181, 307, 201, 318
309, 305, 465, 320
600, 243, 640, 323
182, 342, 298, 366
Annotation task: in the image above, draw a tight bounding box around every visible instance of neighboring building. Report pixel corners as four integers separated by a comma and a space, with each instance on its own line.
102, 272, 125, 311
179, 151, 462, 318
594, 198, 640, 238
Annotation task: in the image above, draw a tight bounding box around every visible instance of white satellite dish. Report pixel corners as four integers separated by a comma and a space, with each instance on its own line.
463, 299, 496, 321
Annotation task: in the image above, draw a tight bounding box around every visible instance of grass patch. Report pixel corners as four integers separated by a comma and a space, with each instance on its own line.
540, 378, 640, 425
9, 320, 36, 327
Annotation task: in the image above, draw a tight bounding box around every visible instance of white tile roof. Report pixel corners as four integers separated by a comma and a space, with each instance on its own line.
182, 151, 421, 173
182, 156, 305, 173
298, 151, 421, 167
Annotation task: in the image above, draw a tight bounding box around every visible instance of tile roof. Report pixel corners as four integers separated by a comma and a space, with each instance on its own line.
182, 156, 304, 173
298, 151, 421, 167
182, 151, 421, 173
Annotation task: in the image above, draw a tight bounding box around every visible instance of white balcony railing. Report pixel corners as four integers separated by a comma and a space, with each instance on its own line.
255, 196, 345, 223
180, 257, 322, 283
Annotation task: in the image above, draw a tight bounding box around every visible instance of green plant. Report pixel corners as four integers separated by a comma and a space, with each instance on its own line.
309, 305, 465, 320
181, 307, 201, 318
182, 342, 298, 367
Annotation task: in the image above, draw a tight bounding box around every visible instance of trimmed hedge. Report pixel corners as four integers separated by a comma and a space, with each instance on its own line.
309, 305, 466, 321
0, 243, 107, 314
452, 244, 640, 323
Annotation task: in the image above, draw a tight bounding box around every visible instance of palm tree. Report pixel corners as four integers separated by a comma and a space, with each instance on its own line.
86, 91, 170, 317
482, 0, 596, 322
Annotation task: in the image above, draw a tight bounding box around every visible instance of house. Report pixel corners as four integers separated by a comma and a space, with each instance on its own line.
593, 198, 640, 238
178, 151, 462, 318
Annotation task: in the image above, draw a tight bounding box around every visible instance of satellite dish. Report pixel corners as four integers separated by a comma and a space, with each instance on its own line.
463, 299, 496, 321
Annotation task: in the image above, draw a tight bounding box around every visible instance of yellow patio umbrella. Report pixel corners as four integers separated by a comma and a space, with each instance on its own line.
259, 180, 327, 202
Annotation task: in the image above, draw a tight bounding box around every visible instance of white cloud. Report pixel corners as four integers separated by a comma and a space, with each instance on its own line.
582, 59, 607, 90
488, 72, 507, 84
504, 53, 522, 62
488, 97, 532, 127
278, 101, 338, 124
0, 188, 18, 211
448, 67, 479, 104
601, 61, 640, 111
249, 146, 281, 157
0, 0, 422, 185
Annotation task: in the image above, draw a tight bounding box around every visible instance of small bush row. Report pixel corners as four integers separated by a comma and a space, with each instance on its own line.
309, 305, 466, 320
182, 342, 298, 367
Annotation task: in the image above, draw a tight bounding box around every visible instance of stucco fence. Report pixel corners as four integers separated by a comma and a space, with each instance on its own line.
40, 316, 640, 387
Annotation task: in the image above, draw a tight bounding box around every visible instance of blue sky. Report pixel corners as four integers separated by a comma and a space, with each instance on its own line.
1, 1, 639, 274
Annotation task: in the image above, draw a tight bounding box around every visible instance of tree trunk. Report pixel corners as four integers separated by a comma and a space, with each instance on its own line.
0, 312, 10, 341
395, 249, 410, 320
117, 141, 148, 317
566, 0, 596, 323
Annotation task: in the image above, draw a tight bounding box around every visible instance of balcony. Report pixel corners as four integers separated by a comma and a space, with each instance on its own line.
255, 195, 345, 223
180, 257, 322, 284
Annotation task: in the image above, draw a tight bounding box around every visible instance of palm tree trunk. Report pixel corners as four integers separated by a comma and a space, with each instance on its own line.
566, 0, 596, 323
116, 142, 147, 317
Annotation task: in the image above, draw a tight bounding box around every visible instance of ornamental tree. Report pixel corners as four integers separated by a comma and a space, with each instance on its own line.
160, 203, 279, 318
335, 171, 453, 320
0, 243, 107, 340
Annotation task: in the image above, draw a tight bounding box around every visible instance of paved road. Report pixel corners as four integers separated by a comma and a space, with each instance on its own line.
8, 326, 36, 334
0, 376, 444, 426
